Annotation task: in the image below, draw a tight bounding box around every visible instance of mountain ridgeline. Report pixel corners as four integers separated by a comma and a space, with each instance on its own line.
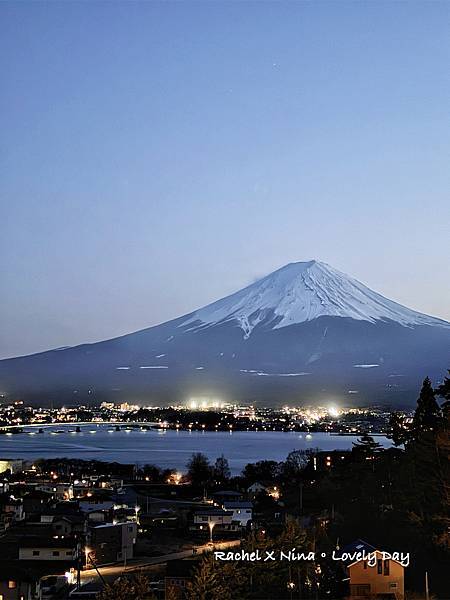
1, 261, 449, 407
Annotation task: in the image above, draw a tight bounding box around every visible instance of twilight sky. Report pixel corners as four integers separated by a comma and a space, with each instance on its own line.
1, 1, 449, 359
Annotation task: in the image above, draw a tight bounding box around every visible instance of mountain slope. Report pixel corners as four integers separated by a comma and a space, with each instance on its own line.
181, 261, 447, 336
0, 261, 448, 407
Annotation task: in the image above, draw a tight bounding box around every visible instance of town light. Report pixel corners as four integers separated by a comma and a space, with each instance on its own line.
208, 521, 216, 543
84, 547, 91, 568
328, 405, 340, 418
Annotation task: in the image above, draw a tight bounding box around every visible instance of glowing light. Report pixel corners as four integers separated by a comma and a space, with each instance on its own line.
84, 547, 91, 568
208, 521, 216, 543
328, 405, 340, 418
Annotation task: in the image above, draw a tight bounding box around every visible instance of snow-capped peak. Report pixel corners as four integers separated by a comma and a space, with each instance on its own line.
181, 260, 449, 337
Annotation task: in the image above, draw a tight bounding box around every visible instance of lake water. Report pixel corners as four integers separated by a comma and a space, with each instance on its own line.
0, 425, 392, 474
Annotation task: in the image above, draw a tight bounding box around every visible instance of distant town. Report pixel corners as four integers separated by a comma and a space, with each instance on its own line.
0, 398, 407, 436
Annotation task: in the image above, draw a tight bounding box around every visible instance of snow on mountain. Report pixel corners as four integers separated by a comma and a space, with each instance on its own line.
0, 259, 448, 407
181, 260, 448, 337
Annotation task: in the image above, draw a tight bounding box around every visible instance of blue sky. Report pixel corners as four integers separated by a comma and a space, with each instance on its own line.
1, 1, 449, 358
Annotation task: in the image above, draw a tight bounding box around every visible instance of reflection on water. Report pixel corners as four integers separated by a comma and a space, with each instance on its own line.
0, 425, 391, 475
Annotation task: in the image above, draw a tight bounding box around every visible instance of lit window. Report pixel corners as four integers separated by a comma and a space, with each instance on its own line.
8, 581, 16, 589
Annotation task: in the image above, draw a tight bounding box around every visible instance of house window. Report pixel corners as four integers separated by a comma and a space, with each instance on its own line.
377, 559, 383, 574
32, 550, 40, 556
52, 550, 60, 556
363, 561, 367, 569
8, 581, 16, 589
66, 551, 72, 556
384, 559, 390, 575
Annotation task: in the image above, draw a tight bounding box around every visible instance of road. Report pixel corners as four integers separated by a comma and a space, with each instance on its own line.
80, 539, 241, 584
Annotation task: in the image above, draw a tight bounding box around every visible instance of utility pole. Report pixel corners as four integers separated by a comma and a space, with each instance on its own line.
88, 553, 106, 587
76, 544, 81, 590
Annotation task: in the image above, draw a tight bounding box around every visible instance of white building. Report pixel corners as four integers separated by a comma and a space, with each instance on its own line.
223, 501, 253, 527
19, 537, 77, 561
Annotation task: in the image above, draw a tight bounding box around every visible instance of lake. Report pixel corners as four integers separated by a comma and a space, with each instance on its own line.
0, 425, 392, 474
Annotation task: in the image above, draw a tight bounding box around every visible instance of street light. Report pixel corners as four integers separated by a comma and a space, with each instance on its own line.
84, 547, 91, 569
208, 521, 216, 543
287, 581, 295, 600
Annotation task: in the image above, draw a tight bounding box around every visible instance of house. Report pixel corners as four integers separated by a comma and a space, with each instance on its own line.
247, 482, 266, 495
21, 490, 52, 517
0, 459, 23, 475
342, 540, 405, 600
79, 493, 115, 514
212, 490, 244, 504
222, 501, 253, 527
247, 482, 280, 500
18, 536, 77, 563
40, 502, 82, 524
0, 564, 36, 600
0, 510, 13, 534
88, 521, 137, 565
52, 514, 87, 536
36, 481, 73, 500
190, 507, 239, 539
86, 509, 108, 523
0, 493, 24, 522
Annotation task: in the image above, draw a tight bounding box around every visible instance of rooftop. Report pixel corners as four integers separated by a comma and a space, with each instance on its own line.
19, 536, 77, 549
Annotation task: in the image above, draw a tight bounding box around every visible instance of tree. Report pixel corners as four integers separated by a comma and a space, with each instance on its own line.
408, 378, 445, 518
138, 463, 162, 481
389, 412, 410, 446
97, 574, 155, 600
186, 553, 247, 600
411, 377, 442, 438
280, 449, 315, 480
435, 369, 450, 420
352, 433, 382, 455
213, 455, 231, 483
185, 553, 223, 600
186, 452, 212, 487
242, 460, 279, 484
434, 369, 450, 514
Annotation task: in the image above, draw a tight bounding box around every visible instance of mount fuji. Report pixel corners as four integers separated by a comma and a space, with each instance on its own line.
1, 260, 449, 407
